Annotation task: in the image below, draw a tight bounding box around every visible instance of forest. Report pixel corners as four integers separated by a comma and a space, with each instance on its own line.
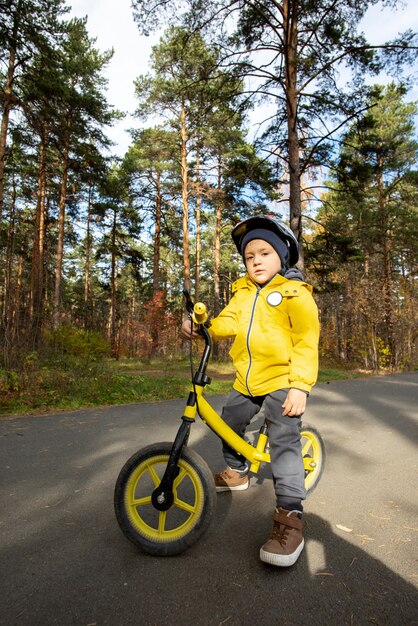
0, 0, 417, 411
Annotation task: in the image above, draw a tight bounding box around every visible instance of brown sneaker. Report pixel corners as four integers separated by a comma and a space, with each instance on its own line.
259, 508, 304, 567
214, 467, 249, 492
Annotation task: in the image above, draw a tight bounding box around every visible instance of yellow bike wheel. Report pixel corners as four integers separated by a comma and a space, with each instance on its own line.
301, 425, 325, 494
114, 443, 216, 556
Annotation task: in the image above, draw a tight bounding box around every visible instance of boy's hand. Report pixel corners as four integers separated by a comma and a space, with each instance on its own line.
181, 319, 201, 339
282, 388, 307, 417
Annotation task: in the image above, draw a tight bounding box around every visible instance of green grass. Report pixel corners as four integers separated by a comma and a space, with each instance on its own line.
0, 358, 367, 417
317, 367, 365, 383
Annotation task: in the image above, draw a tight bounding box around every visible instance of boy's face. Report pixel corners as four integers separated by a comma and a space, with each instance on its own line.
244, 239, 282, 285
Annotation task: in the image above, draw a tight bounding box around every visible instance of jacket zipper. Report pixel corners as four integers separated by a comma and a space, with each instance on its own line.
245, 287, 260, 396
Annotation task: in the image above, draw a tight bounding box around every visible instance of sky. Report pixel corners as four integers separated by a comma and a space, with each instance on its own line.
69, 0, 418, 157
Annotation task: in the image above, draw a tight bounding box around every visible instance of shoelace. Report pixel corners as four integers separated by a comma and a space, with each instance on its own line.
271, 511, 301, 545
271, 522, 290, 546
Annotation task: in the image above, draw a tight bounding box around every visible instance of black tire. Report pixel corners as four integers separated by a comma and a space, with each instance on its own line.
114, 442, 216, 556
301, 425, 325, 494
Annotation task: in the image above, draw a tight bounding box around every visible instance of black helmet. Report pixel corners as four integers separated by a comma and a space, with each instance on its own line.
231, 215, 299, 268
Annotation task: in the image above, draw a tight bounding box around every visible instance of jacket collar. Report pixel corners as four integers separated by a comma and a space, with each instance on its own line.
246, 272, 287, 290
233, 273, 287, 292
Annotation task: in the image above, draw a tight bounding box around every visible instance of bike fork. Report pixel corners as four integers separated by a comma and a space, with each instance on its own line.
151, 418, 192, 511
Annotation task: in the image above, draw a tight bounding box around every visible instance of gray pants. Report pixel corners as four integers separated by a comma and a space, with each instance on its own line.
221, 388, 306, 509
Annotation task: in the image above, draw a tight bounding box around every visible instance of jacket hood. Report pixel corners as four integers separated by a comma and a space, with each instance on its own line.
283, 267, 304, 281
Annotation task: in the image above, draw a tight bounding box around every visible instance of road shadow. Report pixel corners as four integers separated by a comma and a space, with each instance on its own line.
1, 375, 417, 625
308, 372, 418, 443
1, 489, 416, 625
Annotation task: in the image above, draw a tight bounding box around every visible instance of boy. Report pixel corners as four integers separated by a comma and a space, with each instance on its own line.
182, 215, 320, 567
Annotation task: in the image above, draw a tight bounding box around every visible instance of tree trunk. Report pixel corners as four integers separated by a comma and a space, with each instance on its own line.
212, 156, 223, 360
84, 182, 93, 328
0, 47, 16, 221
1, 180, 15, 328
153, 170, 162, 295
195, 145, 201, 301
0, 0, 22, 223
2, 177, 17, 366
213, 156, 222, 317
283, 0, 303, 267
151, 170, 162, 354
180, 98, 190, 292
29, 124, 48, 343
378, 162, 394, 367
53, 115, 71, 327
109, 206, 119, 358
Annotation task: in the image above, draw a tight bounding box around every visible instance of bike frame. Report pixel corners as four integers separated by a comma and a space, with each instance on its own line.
150, 292, 319, 512
182, 384, 270, 474
153, 297, 269, 508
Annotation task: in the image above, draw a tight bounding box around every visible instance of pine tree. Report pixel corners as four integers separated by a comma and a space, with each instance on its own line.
0, 0, 67, 219
310, 83, 418, 369
51, 17, 114, 327
131, 0, 417, 267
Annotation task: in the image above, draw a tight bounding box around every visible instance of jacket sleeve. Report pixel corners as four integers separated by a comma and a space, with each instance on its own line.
209, 294, 239, 340
287, 285, 320, 392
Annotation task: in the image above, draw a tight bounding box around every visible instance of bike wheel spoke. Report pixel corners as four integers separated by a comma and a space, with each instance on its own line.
115, 443, 216, 554
147, 463, 162, 487
173, 467, 187, 488
131, 495, 152, 507
158, 510, 167, 534
301, 439, 312, 457
173, 497, 195, 514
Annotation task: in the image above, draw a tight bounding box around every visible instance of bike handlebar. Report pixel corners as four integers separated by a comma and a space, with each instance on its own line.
193, 302, 208, 325
183, 289, 194, 314
183, 289, 212, 384
183, 289, 210, 326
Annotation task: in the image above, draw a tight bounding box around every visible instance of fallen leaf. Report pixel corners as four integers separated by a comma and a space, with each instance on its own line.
368, 513, 390, 520
356, 534, 374, 544
336, 524, 353, 533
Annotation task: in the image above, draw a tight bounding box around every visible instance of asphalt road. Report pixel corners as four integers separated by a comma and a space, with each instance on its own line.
1, 373, 417, 626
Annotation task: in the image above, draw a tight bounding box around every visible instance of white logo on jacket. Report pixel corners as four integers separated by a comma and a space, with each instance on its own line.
267, 291, 283, 306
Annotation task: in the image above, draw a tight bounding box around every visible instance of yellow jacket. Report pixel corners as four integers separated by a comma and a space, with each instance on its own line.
210, 274, 320, 397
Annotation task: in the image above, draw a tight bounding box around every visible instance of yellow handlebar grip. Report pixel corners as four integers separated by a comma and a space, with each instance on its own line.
192, 302, 208, 325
